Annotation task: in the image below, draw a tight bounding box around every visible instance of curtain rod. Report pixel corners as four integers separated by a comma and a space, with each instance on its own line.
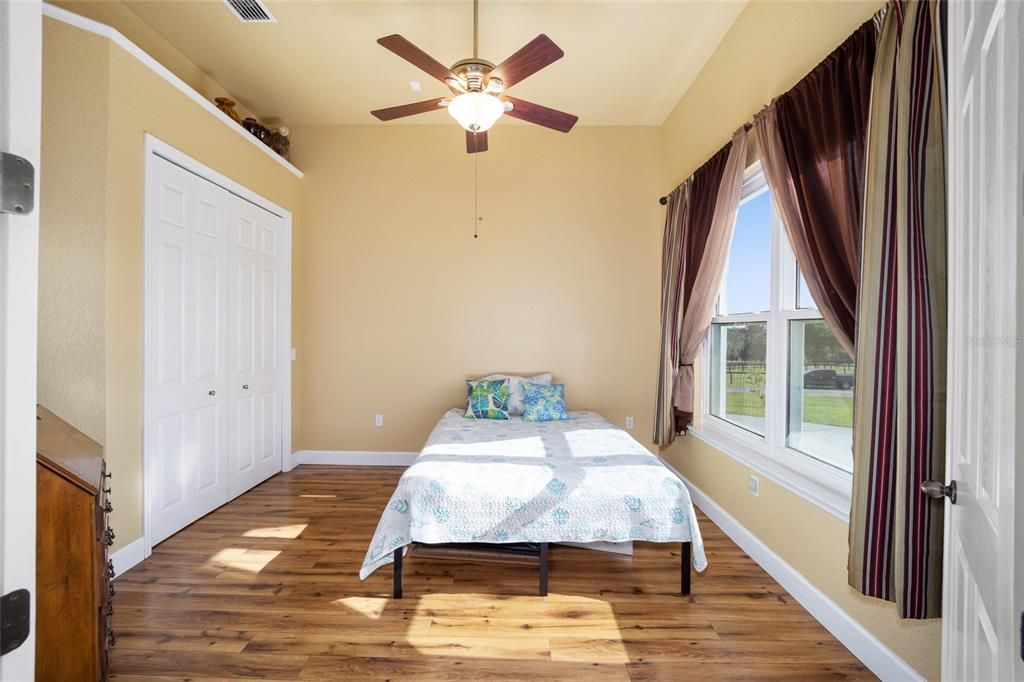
659, 122, 753, 205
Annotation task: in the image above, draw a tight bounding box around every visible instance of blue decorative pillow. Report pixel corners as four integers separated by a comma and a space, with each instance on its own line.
465, 379, 510, 419
521, 383, 569, 422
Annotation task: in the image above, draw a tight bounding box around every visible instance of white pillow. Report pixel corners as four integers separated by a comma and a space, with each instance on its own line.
478, 372, 553, 416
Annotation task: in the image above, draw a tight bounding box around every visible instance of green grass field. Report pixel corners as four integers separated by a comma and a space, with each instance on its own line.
722, 373, 853, 428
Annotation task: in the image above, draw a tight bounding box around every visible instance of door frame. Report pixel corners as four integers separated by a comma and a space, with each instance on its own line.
0, 0, 41, 678
141, 134, 292, 557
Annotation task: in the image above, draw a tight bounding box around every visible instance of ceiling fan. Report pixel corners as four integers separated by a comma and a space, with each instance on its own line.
370, 0, 578, 154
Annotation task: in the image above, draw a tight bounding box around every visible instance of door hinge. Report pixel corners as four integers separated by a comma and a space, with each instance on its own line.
0, 589, 30, 655
0, 152, 35, 216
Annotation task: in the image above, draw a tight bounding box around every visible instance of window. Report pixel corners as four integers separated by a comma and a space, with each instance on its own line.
698, 164, 854, 517
709, 181, 771, 435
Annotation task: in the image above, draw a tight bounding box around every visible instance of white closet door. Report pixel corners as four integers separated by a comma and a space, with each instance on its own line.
227, 197, 283, 497
146, 156, 231, 545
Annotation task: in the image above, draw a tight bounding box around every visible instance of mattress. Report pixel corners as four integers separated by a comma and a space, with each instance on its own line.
359, 409, 707, 579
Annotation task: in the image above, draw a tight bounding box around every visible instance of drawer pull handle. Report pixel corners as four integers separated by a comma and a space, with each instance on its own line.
107, 630, 117, 648
105, 500, 113, 513
104, 528, 116, 545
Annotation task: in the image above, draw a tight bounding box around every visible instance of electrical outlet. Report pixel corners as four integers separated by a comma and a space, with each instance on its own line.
748, 475, 759, 497
625, 416, 635, 430
375, 414, 384, 427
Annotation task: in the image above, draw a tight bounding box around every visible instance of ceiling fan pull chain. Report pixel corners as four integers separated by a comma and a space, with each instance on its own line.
474, 152, 480, 239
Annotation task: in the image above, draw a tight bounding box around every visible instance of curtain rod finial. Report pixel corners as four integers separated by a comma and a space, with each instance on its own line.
659, 196, 668, 205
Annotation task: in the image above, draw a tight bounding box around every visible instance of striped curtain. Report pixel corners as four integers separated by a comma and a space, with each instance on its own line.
849, 0, 947, 619
653, 183, 691, 446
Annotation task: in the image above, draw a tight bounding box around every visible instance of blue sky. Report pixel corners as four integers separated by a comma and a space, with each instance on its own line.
723, 190, 771, 314
722, 189, 816, 313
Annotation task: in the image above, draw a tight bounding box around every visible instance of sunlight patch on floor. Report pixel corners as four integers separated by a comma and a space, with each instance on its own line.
410, 593, 629, 663
207, 548, 281, 573
243, 523, 308, 539
331, 596, 389, 620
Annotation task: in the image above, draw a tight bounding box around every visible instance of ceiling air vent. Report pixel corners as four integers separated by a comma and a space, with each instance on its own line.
223, 0, 275, 23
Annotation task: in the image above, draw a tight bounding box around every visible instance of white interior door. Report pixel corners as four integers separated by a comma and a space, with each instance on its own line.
145, 155, 231, 545
0, 0, 41, 678
944, 1, 1021, 679
228, 198, 282, 498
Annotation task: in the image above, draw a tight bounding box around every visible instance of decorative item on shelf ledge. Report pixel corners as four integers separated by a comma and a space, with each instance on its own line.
214, 95, 291, 160
241, 117, 290, 160
215, 96, 242, 124
268, 126, 290, 159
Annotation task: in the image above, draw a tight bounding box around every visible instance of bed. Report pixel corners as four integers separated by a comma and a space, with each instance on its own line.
359, 409, 707, 596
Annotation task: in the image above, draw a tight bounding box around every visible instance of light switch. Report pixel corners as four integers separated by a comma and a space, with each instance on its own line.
748, 475, 759, 497
375, 414, 384, 427
625, 416, 635, 430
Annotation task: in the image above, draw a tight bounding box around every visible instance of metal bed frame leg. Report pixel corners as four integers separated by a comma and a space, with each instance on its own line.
539, 543, 549, 596
680, 541, 691, 595
393, 548, 403, 599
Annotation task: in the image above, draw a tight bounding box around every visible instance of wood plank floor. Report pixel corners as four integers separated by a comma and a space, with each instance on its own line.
110, 465, 873, 681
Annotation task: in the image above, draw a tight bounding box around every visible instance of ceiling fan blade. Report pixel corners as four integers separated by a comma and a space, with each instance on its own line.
378, 34, 457, 84
466, 130, 488, 154
503, 97, 578, 133
489, 35, 564, 89
371, 98, 448, 121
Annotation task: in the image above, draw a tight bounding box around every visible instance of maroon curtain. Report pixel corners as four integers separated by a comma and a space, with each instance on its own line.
671, 142, 737, 435
756, 19, 878, 355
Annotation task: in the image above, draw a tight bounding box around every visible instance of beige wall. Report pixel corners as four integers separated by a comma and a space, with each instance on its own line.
39, 27, 109, 443
40, 17, 304, 552
657, 1, 941, 679
291, 124, 662, 452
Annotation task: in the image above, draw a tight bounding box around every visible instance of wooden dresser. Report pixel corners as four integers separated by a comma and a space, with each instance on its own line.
36, 406, 115, 681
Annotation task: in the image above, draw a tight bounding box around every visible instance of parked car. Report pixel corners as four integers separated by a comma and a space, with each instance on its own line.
803, 368, 854, 390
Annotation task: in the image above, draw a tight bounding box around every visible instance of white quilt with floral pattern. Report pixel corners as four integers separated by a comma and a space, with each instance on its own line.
359, 409, 707, 579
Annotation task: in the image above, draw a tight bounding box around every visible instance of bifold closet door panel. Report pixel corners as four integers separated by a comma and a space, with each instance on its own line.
227, 198, 283, 498
145, 156, 231, 546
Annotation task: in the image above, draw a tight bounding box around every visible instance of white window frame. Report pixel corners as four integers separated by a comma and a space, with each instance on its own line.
690, 162, 853, 521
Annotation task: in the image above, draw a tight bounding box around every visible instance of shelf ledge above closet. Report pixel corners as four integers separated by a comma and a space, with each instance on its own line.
40, 2, 304, 179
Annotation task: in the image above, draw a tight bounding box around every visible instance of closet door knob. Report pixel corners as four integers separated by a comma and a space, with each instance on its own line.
208, 390, 216, 396
242, 384, 249, 390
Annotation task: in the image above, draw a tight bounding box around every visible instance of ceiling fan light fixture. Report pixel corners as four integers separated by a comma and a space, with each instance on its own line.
447, 92, 504, 132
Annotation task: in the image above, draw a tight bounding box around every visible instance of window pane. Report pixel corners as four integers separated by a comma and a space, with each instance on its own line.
710, 322, 767, 435
786, 319, 854, 472
720, 190, 771, 315
796, 267, 816, 309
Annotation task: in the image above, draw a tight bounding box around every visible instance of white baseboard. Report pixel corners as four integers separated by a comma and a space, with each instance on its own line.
109, 537, 146, 578
292, 450, 418, 466
660, 460, 922, 682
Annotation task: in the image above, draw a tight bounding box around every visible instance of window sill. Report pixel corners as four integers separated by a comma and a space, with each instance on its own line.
686, 418, 852, 522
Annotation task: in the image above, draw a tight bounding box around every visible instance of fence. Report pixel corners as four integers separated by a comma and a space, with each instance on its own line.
725, 360, 855, 384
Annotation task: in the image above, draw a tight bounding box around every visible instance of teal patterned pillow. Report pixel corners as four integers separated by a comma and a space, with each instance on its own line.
521, 383, 569, 422
464, 379, 510, 420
